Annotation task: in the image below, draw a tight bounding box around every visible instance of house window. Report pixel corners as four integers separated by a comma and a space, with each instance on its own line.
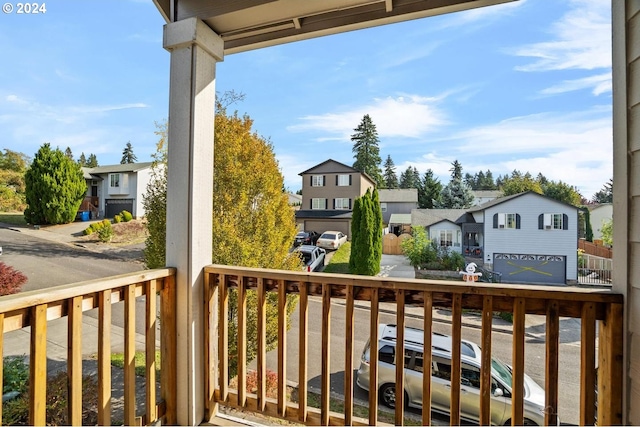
311, 198, 327, 210
334, 198, 350, 210
380, 202, 387, 212
312, 175, 325, 187
337, 174, 351, 186
439, 230, 454, 247
494, 213, 520, 229
109, 173, 120, 188
539, 213, 568, 230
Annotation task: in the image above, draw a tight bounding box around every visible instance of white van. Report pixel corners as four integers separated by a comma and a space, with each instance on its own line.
355, 324, 552, 426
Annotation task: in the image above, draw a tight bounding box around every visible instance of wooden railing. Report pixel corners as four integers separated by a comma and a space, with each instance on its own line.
204, 265, 624, 426
0, 269, 176, 425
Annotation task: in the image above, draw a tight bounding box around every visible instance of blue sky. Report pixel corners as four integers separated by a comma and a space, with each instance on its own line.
0, 0, 612, 199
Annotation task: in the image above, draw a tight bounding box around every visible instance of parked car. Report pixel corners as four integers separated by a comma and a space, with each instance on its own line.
316, 231, 347, 250
294, 245, 326, 272
293, 230, 320, 247
356, 324, 550, 426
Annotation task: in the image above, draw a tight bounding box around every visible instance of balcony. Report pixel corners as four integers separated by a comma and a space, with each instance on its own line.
0, 265, 623, 425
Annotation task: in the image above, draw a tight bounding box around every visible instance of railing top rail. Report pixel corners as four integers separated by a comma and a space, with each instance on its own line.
0, 268, 176, 314
204, 264, 623, 304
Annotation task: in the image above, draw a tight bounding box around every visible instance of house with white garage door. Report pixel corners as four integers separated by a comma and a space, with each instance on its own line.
467, 191, 578, 285
81, 162, 153, 219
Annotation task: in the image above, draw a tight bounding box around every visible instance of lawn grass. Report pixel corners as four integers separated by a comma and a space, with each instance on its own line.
322, 242, 351, 274
0, 213, 26, 226
110, 351, 161, 377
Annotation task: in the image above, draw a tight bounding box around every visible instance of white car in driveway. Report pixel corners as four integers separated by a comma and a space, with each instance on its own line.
294, 245, 326, 272
316, 231, 347, 251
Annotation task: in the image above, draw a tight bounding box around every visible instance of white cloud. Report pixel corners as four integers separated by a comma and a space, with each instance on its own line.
287, 95, 448, 141
513, 0, 611, 72
540, 72, 612, 96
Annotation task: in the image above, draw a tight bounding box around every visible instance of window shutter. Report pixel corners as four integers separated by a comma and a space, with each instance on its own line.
323, 175, 326, 186
333, 199, 336, 209
349, 199, 352, 209
336, 175, 338, 186
538, 214, 544, 230
325, 198, 328, 209
493, 213, 498, 228
563, 214, 569, 230
310, 199, 313, 209
349, 175, 352, 185
516, 214, 521, 229
310, 176, 313, 186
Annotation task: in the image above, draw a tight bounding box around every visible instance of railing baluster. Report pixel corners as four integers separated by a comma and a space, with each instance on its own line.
511, 297, 526, 426
29, 304, 47, 426
597, 302, 623, 425
68, 296, 83, 425
450, 293, 462, 426
422, 291, 433, 427
368, 287, 379, 426
124, 284, 137, 426
298, 281, 309, 423
545, 300, 560, 426
145, 279, 158, 424
277, 280, 288, 417
395, 288, 406, 426
98, 289, 112, 426
237, 276, 247, 408
256, 277, 266, 412
321, 283, 331, 426
218, 274, 229, 404
205, 271, 216, 419
580, 301, 596, 426
161, 273, 177, 425
344, 284, 355, 426
480, 295, 493, 426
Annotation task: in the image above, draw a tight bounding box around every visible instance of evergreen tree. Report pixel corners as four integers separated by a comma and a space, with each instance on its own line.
121, 141, 137, 164
434, 160, 474, 209
24, 143, 86, 225
77, 152, 87, 167
348, 197, 362, 273
348, 188, 382, 276
371, 188, 382, 274
143, 102, 300, 378
64, 147, 73, 160
382, 155, 399, 189
86, 153, 99, 167
399, 166, 420, 189
464, 172, 476, 190
420, 169, 442, 209
592, 178, 613, 203
351, 114, 383, 187
480, 170, 497, 190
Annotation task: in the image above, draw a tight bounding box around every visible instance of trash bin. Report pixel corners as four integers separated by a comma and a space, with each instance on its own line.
80, 211, 90, 221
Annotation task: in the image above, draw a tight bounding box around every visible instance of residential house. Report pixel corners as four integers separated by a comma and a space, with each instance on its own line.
466, 191, 578, 285
81, 162, 154, 219
295, 159, 375, 237
411, 192, 578, 285
411, 208, 467, 251
378, 188, 418, 226
589, 203, 613, 242
471, 190, 502, 206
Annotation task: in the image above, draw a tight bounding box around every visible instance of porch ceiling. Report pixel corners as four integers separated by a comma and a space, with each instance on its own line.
154, 0, 516, 54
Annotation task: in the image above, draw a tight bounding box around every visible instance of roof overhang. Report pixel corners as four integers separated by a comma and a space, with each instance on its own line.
154, 0, 516, 55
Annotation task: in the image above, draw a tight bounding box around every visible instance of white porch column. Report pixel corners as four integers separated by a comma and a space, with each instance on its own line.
163, 17, 223, 425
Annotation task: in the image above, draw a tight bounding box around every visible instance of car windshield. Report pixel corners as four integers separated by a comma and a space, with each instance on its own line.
296, 232, 306, 238
321, 234, 335, 239
491, 357, 513, 388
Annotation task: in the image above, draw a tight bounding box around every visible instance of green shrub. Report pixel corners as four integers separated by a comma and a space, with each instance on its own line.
83, 226, 93, 235
120, 210, 133, 222
3, 356, 28, 394
114, 214, 122, 223
97, 221, 113, 243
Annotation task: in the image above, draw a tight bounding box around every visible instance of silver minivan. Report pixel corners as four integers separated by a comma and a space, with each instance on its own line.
356, 324, 552, 426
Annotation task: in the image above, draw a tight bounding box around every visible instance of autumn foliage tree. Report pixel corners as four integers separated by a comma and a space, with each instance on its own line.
24, 144, 86, 225
143, 100, 301, 377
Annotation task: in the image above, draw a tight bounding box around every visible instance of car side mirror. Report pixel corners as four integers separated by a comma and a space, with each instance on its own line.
493, 388, 504, 397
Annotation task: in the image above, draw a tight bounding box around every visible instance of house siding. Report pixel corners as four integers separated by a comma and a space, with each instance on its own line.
482, 193, 578, 282
428, 221, 462, 253
381, 201, 418, 224
613, 1, 640, 423
589, 203, 613, 241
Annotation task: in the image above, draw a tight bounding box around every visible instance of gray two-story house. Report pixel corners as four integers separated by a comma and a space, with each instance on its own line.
378, 188, 418, 225
295, 159, 375, 238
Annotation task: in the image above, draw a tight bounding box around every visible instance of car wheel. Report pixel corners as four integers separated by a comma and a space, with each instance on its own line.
379, 384, 397, 409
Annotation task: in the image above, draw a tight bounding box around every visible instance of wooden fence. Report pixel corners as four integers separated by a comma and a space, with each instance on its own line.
382, 233, 410, 255
579, 240, 612, 259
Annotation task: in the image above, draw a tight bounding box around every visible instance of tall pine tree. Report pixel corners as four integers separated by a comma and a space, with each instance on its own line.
121, 141, 137, 164
351, 114, 383, 187
382, 155, 399, 189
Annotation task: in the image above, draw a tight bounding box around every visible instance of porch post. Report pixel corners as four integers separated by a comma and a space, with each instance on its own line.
163, 18, 223, 425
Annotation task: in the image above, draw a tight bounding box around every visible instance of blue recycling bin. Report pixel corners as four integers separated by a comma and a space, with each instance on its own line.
80, 211, 90, 221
